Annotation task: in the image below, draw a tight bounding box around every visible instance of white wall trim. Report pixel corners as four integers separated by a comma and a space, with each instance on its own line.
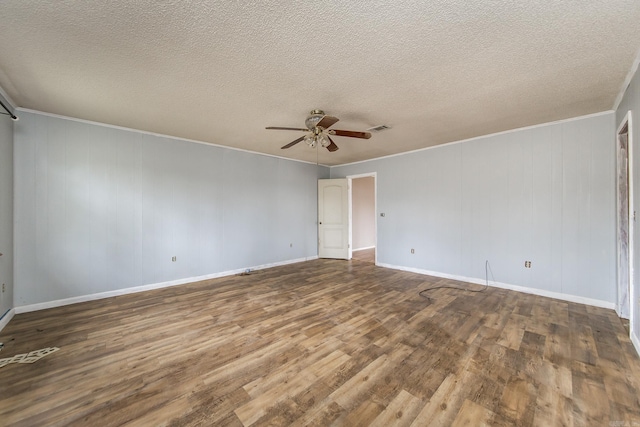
613, 47, 640, 112
628, 111, 637, 346
14, 256, 318, 314
18, 109, 614, 171
631, 329, 640, 359
616, 111, 635, 323
353, 246, 375, 252
333, 111, 614, 169
347, 178, 353, 260
15, 108, 327, 167
0, 308, 15, 333
377, 263, 616, 310
346, 172, 378, 180
347, 172, 377, 264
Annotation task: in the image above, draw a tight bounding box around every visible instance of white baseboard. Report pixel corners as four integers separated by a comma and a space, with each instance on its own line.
15, 256, 318, 314
377, 263, 616, 310
11, 257, 620, 329
0, 308, 15, 333
353, 246, 375, 252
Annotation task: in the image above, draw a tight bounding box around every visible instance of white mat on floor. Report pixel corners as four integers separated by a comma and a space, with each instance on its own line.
0, 347, 59, 368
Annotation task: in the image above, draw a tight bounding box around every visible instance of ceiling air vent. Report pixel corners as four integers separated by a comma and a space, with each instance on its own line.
366, 125, 391, 132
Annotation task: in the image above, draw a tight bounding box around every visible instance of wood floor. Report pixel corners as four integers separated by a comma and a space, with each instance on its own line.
1, 258, 639, 426
352, 248, 375, 264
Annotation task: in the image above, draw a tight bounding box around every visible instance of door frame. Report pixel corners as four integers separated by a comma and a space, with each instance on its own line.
616, 111, 634, 324
347, 172, 377, 265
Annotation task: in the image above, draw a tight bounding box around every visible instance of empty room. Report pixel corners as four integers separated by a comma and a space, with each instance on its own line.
2, 1, 640, 425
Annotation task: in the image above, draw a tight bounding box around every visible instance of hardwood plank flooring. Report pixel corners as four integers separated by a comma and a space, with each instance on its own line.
1, 258, 639, 426
352, 248, 375, 264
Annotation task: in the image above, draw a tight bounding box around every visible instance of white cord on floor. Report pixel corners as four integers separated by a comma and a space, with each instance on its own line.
418, 260, 494, 299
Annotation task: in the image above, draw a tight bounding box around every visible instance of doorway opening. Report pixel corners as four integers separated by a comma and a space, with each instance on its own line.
348, 173, 377, 265
617, 111, 633, 320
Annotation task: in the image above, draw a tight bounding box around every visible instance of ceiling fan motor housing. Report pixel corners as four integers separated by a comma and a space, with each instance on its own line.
305, 109, 325, 130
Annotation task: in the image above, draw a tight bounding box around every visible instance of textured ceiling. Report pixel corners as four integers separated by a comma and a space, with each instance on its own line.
1, 1, 639, 166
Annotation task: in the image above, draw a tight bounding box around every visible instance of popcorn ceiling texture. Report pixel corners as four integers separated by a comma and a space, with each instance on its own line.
0, 1, 639, 165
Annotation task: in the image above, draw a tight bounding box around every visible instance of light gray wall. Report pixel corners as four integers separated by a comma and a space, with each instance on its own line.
617, 64, 640, 341
332, 113, 616, 304
352, 177, 375, 250
14, 111, 328, 306
0, 114, 13, 317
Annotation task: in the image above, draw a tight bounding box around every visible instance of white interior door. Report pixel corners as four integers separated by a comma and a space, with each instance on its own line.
318, 179, 350, 260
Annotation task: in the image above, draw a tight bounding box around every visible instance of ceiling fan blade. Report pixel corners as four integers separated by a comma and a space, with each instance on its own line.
330, 129, 372, 139
266, 126, 308, 131
326, 136, 339, 152
316, 115, 339, 129
281, 136, 305, 149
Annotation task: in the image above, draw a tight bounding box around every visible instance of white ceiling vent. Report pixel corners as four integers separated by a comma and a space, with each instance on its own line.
366, 125, 391, 132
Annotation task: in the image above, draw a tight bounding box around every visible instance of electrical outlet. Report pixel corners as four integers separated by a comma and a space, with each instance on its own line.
172, 256, 177, 262
1, 283, 4, 292
411, 248, 415, 254
525, 261, 531, 268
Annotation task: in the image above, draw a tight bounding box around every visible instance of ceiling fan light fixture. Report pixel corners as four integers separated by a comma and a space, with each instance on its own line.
319, 134, 330, 148
304, 134, 317, 148
268, 110, 370, 152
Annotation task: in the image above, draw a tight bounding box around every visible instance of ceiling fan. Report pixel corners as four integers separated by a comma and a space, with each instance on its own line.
266, 109, 372, 152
